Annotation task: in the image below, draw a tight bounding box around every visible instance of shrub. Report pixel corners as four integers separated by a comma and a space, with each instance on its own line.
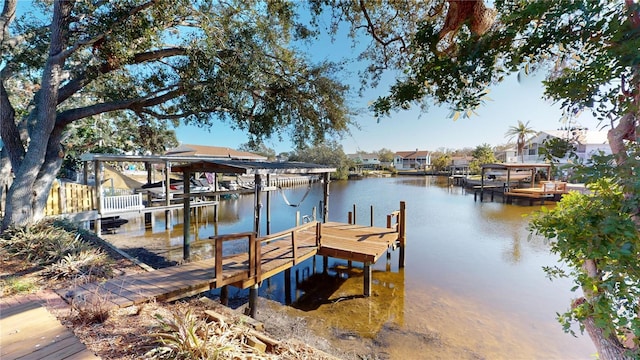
1, 219, 113, 281
146, 308, 258, 359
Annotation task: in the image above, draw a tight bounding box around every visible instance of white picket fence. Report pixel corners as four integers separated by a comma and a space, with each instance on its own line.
100, 193, 144, 214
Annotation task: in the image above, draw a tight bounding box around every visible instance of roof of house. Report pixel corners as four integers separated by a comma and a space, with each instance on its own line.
347, 153, 379, 161
533, 129, 609, 145
395, 150, 430, 159
165, 144, 267, 161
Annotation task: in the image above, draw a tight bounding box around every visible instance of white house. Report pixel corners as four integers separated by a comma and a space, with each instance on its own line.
520, 128, 611, 163
394, 150, 431, 170
347, 153, 381, 169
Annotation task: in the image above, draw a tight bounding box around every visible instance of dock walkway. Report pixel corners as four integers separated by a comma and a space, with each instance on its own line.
1, 291, 99, 360
59, 220, 404, 312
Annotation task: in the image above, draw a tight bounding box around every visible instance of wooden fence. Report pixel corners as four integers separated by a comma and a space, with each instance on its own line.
45, 181, 96, 216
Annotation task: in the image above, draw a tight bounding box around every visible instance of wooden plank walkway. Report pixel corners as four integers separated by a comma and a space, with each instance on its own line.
58, 220, 402, 310
1, 300, 98, 360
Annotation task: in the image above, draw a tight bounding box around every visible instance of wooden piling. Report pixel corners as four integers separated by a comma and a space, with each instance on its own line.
284, 269, 292, 305
398, 201, 406, 268
370, 205, 374, 227
364, 262, 372, 296
248, 284, 259, 318
220, 285, 229, 306
183, 170, 191, 261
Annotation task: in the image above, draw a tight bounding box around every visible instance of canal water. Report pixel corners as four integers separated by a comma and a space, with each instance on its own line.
109, 176, 596, 359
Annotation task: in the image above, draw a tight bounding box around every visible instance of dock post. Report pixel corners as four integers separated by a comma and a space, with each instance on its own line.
284, 269, 292, 305
220, 285, 229, 306
183, 170, 191, 261
370, 205, 374, 227
165, 161, 171, 230
322, 173, 330, 222
398, 201, 406, 268
323, 256, 328, 274
364, 262, 372, 297
248, 284, 259, 318
353, 204, 356, 224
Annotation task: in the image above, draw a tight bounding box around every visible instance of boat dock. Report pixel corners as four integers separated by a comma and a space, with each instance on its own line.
58, 205, 406, 317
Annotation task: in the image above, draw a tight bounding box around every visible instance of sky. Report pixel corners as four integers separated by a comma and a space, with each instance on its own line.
174, 71, 603, 155
10, 2, 604, 155
173, 14, 604, 155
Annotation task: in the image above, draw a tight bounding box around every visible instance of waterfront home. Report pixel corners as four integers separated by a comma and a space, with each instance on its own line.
394, 150, 431, 170
347, 153, 382, 170
520, 128, 611, 164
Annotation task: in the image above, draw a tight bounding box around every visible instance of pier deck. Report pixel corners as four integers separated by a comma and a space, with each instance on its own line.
59, 220, 403, 310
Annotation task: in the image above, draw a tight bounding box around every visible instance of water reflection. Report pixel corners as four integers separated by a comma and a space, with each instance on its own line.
105, 176, 595, 359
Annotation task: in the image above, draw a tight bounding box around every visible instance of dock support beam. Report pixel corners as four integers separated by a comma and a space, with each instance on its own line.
364, 262, 372, 297
248, 284, 259, 318
284, 269, 292, 305
183, 170, 191, 261
398, 201, 406, 268
165, 161, 171, 230
220, 285, 229, 306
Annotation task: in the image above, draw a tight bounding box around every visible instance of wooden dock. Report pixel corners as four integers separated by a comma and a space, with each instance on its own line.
1, 300, 98, 360
58, 210, 405, 316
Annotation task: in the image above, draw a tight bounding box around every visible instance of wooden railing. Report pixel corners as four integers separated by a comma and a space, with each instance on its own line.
386, 201, 406, 267
209, 232, 259, 287
100, 193, 144, 214
208, 221, 320, 287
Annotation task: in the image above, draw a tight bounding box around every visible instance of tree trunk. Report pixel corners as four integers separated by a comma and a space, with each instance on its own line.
578, 298, 635, 360
1, 0, 73, 231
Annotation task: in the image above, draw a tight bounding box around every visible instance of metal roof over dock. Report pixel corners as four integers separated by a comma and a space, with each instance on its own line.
170, 160, 336, 175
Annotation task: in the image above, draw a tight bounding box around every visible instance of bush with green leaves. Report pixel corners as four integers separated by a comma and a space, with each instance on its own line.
529, 178, 640, 346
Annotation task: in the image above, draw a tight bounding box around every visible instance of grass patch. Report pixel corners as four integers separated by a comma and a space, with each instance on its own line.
1, 276, 39, 296
1, 219, 115, 286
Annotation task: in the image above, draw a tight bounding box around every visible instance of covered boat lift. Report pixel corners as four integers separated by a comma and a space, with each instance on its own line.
170, 160, 335, 260
477, 163, 552, 202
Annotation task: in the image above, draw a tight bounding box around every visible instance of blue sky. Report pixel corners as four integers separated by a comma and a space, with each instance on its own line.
174, 12, 604, 155
175, 71, 603, 155
12, 2, 603, 155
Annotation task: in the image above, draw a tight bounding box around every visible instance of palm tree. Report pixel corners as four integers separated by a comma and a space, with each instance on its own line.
505, 120, 537, 162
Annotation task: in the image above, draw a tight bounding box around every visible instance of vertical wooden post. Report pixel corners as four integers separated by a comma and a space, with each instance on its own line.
348, 212, 352, 225
165, 161, 171, 230
370, 205, 374, 227
220, 286, 229, 306
322, 173, 329, 223
254, 174, 262, 237
323, 255, 328, 274
183, 170, 191, 261
284, 269, 292, 305
398, 201, 406, 268
94, 160, 102, 235
352, 203, 356, 225
266, 174, 271, 235
296, 211, 300, 226
248, 284, 258, 318
364, 262, 372, 297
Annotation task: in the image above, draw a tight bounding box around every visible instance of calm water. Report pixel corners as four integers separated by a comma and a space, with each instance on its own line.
110, 176, 595, 359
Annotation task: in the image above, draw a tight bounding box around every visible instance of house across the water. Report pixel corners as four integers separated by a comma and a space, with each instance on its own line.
521, 128, 611, 164
394, 150, 431, 170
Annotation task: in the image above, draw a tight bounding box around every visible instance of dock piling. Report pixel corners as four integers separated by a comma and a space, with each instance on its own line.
364, 262, 372, 296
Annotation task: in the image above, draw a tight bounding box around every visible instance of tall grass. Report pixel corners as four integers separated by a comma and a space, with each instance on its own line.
1, 219, 113, 281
